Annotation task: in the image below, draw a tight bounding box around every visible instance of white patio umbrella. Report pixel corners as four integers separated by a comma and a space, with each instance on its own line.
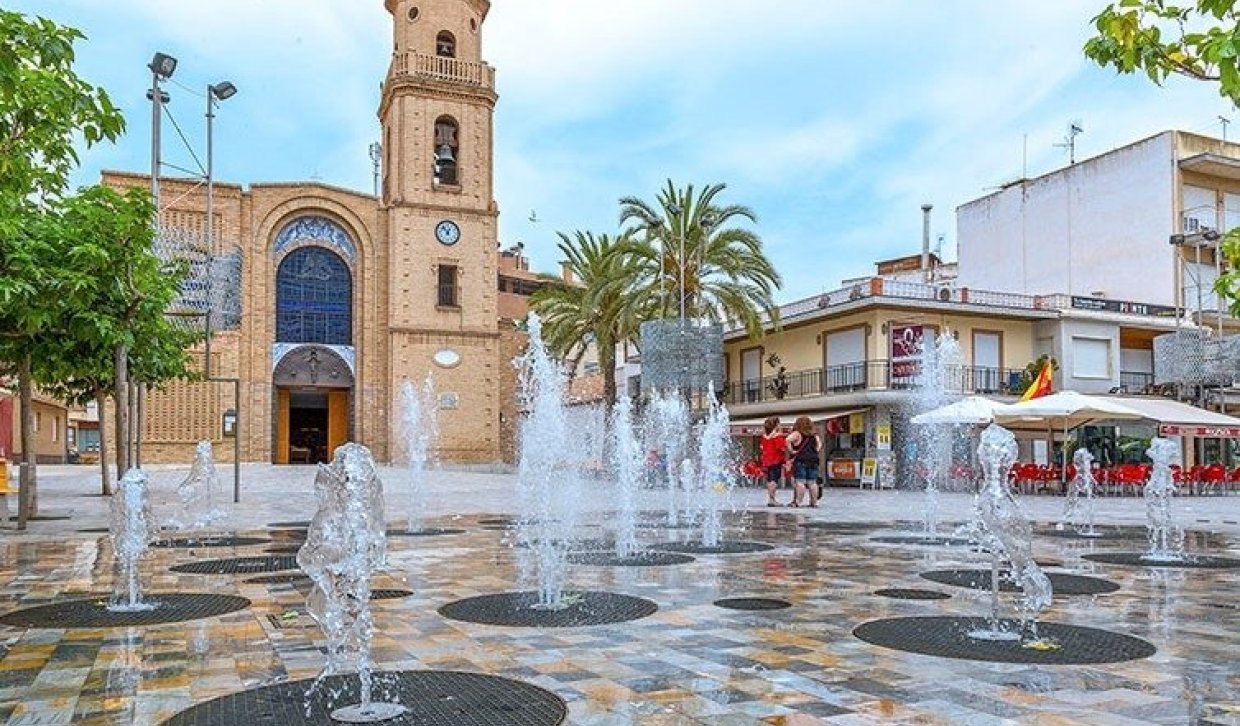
994, 391, 1145, 429
993, 391, 1145, 485
910, 396, 1012, 425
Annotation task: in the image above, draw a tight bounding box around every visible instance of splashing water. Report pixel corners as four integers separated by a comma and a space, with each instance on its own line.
398, 376, 439, 532
166, 441, 226, 533
298, 443, 406, 722
972, 424, 1052, 644
108, 469, 156, 613
1144, 437, 1185, 562
644, 391, 691, 525
515, 313, 581, 610
611, 394, 643, 559
696, 388, 734, 548
1061, 448, 1100, 536
910, 331, 964, 534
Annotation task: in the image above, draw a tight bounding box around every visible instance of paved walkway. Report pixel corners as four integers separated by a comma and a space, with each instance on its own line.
0, 463, 1237, 724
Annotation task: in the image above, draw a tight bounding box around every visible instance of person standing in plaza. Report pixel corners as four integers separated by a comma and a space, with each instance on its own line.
786, 416, 821, 507
759, 417, 788, 506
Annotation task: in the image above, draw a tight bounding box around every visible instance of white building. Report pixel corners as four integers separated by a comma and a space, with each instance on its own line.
957, 130, 1240, 314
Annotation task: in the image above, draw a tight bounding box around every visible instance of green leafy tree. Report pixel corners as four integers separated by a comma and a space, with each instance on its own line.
530, 231, 643, 408
0, 10, 124, 527
617, 180, 781, 339
1084, 2, 1240, 315
36, 186, 197, 495
1084, 1, 1240, 105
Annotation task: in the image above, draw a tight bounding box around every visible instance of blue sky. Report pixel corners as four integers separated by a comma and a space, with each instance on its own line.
12, 0, 1239, 303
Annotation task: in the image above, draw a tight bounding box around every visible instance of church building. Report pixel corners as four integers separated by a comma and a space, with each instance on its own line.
105, 0, 520, 465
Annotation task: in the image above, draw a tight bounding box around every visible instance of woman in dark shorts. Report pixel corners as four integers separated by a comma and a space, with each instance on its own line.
758, 416, 787, 506
786, 416, 821, 507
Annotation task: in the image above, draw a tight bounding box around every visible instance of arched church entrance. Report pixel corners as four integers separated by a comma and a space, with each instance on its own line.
272, 242, 355, 464
273, 345, 353, 464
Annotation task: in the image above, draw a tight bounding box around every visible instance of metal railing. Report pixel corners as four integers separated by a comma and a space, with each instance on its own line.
1119, 370, 1156, 394
725, 361, 1025, 405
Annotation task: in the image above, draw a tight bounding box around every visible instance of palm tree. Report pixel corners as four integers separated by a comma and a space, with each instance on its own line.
529, 231, 644, 408
617, 180, 781, 338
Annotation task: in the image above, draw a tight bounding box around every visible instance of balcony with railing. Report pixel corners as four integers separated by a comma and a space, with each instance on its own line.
725, 361, 1025, 406
387, 51, 496, 90
1118, 370, 1156, 394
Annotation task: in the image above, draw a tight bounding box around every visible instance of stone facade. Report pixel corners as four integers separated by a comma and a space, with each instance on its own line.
104, 0, 510, 465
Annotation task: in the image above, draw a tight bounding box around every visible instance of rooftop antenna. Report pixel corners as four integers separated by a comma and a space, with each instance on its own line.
367, 142, 381, 197
1220, 115, 1231, 141
935, 233, 945, 259
1054, 120, 1084, 165
528, 210, 540, 224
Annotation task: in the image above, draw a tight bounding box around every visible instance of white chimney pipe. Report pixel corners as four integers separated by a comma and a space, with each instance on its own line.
921, 203, 933, 282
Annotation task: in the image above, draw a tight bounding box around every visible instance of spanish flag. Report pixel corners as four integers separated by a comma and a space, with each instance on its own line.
1020, 361, 1053, 402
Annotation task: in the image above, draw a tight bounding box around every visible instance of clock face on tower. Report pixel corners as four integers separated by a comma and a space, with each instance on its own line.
435, 219, 461, 246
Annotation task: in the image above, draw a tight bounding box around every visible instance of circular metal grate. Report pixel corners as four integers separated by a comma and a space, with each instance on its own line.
78, 528, 112, 534
245, 573, 311, 585
1037, 529, 1136, 540
854, 616, 1155, 665
869, 535, 975, 547
800, 522, 881, 532
874, 589, 952, 600
477, 518, 516, 526
920, 569, 1121, 596
438, 591, 657, 628
713, 597, 791, 610
0, 593, 250, 629
159, 670, 567, 726
566, 551, 696, 567
266, 520, 312, 529
635, 522, 701, 530
651, 541, 774, 555
171, 555, 299, 575
1082, 552, 1240, 569
151, 536, 271, 549
386, 528, 466, 537
370, 589, 415, 601
264, 545, 302, 555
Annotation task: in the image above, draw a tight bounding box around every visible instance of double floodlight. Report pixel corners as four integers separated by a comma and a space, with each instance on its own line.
149, 52, 178, 79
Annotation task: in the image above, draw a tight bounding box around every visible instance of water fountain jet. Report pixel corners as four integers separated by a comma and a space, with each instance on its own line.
298, 443, 406, 723
398, 376, 439, 533
108, 469, 156, 613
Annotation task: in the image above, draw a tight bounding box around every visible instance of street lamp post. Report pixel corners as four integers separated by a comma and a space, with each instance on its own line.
204, 80, 237, 379
139, 52, 177, 469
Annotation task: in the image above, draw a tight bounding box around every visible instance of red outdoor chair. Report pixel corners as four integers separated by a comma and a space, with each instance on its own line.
1200, 464, 1227, 496
1228, 467, 1240, 495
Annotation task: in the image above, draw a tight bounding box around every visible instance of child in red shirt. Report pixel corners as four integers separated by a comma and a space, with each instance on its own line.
759, 416, 787, 506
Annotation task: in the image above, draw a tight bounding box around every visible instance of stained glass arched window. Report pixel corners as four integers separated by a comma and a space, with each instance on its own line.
276, 247, 352, 345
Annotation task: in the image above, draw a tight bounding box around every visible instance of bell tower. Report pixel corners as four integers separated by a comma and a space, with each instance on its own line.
380, 0, 500, 462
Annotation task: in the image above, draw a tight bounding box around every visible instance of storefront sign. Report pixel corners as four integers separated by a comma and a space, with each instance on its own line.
849, 412, 865, 433
1159, 424, 1240, 438
1070, 296, 1177, 318
861, 458, 877, 485
890, 324, 925, 379
876, 423, 892, 450
828, 459, 860, 479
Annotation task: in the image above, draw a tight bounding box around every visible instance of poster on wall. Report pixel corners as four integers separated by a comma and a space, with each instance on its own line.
876, 423, 892, 450
861, 458, 878, 486
890, 324, 925, 380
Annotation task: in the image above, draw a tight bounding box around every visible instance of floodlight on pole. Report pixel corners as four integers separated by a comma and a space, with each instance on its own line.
149, 52, 178, 79
204, 80, 237, 380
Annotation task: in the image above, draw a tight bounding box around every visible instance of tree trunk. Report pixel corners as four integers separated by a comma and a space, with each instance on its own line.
95, 386, 112, 496
17, 352, 36, 527
600, 337, 617, 412
114, 345, 129, 478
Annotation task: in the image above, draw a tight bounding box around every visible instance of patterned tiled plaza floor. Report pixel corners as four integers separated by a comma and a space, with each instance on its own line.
1, 465, 1239, 724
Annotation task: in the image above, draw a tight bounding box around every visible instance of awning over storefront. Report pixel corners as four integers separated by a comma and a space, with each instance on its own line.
1099, 396, 1240, 438
729, 408, 869, 436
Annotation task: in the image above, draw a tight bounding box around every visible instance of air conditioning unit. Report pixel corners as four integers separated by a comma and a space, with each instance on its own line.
936, 286, 953, 302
